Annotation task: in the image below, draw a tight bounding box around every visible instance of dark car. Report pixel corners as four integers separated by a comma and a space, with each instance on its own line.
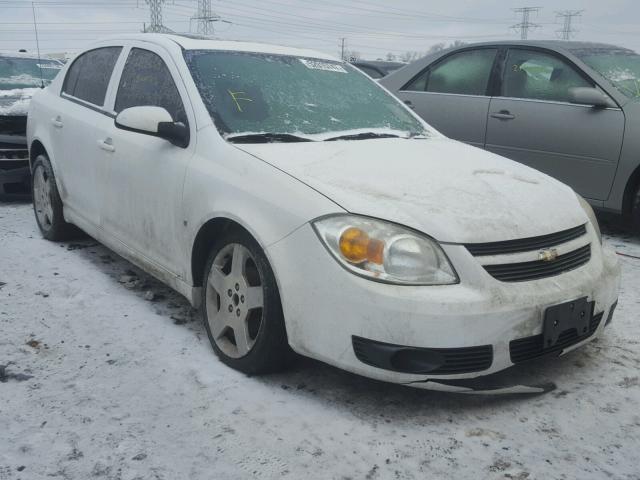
351, 60, 404, 79
381, 41, 640, 232
0, 53, 64, 199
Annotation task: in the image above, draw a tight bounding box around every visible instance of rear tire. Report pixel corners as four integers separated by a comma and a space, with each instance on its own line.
632, 186, 640, 236
201, 229, 292, 375
32, 154, 76, 241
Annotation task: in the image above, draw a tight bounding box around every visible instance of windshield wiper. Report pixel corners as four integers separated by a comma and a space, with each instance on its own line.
226, 133, 314, 144
324, 132, 403, 141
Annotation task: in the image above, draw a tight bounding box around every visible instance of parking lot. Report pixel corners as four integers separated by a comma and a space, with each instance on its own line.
0, 201, 639, 479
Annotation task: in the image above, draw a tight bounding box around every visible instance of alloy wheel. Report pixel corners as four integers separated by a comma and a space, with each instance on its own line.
33, 164, 54, 231
205, 243, 265, 358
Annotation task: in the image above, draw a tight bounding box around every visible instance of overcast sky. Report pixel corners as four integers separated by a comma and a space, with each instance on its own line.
1, 0, 639, 59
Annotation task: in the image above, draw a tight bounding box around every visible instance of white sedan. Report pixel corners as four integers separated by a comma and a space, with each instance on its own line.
26, 34, 620, 392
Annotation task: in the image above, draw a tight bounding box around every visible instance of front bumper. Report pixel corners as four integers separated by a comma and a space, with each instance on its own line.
267, 223, 620, 387
0, 160, 30, 199
1, 118, 30, 199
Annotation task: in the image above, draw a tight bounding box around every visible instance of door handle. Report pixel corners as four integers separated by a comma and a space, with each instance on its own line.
51, 116, 63, 128
404, 100, 415, 110
490, 110, 515, 120
97, 138, 115, 153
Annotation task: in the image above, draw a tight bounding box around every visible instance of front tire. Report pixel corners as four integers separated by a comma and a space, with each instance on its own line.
201, 229, 291, 374
32, 154, 75, 241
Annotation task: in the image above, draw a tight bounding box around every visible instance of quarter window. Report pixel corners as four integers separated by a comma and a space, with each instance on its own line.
62, 47, 122, 106
404, 49, 497, 96
115, 48, 187, 125
502, 49, 593, 103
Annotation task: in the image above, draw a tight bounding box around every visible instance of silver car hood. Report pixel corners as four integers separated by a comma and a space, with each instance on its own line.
236, 137, 587, 243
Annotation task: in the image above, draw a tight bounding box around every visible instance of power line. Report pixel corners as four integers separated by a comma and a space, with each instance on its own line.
556, 10, 584, 41
512, 7, 541, 40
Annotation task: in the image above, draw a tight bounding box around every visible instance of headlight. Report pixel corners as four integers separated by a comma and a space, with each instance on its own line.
576, 194, 602, 244
312, 215, 458, 285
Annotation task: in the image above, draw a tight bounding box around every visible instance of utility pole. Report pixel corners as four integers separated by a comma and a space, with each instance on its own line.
191, 0, 221, 36
340, 37, 345, 61
556, 10, 584, 40
144, 0, 170, 33
512, 7, 541, 40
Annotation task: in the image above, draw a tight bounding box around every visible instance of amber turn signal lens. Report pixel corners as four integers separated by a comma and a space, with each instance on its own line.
339, 227, 384, 265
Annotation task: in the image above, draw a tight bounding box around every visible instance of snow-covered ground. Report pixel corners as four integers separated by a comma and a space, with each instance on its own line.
1, 201, 639, 480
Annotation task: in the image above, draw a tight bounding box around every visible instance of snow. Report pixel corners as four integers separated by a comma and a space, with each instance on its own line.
1, 202, 640, 479
0, 88, 39, 116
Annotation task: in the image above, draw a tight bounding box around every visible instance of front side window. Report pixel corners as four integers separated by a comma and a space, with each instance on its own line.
574, 47, 640, 99
184, 50, 426, 139
404, 49, 497, 95
115, 48, 187, 124
502, 49, 593, 103
62, 47, 122, 106
0, 56, 63, 90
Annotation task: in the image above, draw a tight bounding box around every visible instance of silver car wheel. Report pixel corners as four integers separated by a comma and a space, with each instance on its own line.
205, 243, 265, 359
33, 164, 54, 231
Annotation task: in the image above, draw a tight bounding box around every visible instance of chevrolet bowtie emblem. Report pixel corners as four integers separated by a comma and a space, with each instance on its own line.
539, 248, 559, 262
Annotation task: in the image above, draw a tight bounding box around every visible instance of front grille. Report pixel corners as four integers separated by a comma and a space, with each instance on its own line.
352, 336, 493, 375
0, 115, 28, 135
465, 224, 587, 256
0, 149, 28, 160
483, 244, 591, 282
510, 311, 603, 364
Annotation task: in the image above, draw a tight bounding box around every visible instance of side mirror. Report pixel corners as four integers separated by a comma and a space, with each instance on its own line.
115, 106, 189, 148
568, 87, 611, 109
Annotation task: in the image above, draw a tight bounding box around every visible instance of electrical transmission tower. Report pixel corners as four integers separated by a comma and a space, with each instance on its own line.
512, 7, 541, 40
556, 10, 584, 40
144, 0, 172, 33
191, 0, 221, 35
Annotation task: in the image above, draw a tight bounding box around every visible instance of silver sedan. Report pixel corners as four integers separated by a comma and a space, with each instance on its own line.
381, 41, 640, 233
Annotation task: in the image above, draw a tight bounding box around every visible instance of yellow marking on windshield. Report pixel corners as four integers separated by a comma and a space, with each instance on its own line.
228, 90, 253, 112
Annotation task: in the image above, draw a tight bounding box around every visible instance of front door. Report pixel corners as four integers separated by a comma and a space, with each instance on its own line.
101, 45, 195, 275
395, 48, 498, 148
485, 48, 624, 200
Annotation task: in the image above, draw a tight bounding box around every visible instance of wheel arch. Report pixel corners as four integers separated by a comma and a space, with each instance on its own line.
191, 216, 260, 288
622, 162, 640, 218
29, 139, 48, 172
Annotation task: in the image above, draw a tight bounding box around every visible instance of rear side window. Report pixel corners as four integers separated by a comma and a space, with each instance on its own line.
62, 47, 122, 106
115, 48, 187, 125
502, 49, 593, 103
404, 49, 497, 96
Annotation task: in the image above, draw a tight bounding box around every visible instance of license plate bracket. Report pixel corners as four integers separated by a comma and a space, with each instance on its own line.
543, 297, 593, 349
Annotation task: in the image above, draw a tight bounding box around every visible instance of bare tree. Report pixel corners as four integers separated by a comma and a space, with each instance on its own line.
427, 42, 447, 54
344, 49, 361, 61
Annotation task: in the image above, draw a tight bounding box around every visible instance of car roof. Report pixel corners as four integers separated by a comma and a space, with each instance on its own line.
457, 40, 633, 55
94, 33, 339, 62
0, 52, 63, 61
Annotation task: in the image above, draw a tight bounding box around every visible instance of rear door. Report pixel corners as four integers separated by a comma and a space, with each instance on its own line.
57, 46, 123, 225
485, 47, 624, 200
101, 45, 195, 274
395, 48, 498, 148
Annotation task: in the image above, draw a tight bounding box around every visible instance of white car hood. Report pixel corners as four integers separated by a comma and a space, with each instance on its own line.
236, 137, 587, 243
0, 88, 39, 116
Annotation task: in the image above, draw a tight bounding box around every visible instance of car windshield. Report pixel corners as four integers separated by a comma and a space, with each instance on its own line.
184, 50, 427, 141
575, 47, 640, 99
0, 56, 63, 90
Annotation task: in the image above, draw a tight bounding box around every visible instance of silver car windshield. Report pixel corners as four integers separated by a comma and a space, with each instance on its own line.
184, 50, 427, 140
0, 56, 63, 90
576, 48, 640, 99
